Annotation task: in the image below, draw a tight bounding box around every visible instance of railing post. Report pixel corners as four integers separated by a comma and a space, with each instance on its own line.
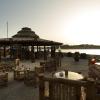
39, 74, 45, 100
86, 79, 96, 100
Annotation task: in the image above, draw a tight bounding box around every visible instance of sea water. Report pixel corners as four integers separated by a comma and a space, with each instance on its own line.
56, 49, 100, 55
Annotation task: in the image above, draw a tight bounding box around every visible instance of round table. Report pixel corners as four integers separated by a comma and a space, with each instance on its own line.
53, 70, 83, 80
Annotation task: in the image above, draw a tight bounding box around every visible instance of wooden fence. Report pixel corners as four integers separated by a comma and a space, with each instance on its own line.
39, 75, 100, 100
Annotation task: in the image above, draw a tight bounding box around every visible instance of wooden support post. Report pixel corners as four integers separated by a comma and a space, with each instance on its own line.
0, 47, 1, 61
86, 79, 96, 100
9, 45, 12, 59
3, 46, 6, 57
37, 46, 39, 59
44, 46, 47, 60
51, 46, 55, 58
51, 46, 53, 58
16, 46, 19, 59
12, 46, 15, 59
31, 46, 35, 62
20, 45, 22, 60
53, 46, 56, 58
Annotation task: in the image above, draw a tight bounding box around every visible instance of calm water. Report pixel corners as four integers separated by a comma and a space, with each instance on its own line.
57, 49, 100, 55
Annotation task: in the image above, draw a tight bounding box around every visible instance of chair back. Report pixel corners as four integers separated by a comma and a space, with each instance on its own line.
35, 67, 44, 75
44, 59, 57, 72
24, 70, 37, 87
14, 70, 24, 80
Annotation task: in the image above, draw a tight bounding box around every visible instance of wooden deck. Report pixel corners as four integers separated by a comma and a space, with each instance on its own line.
0, 57, 89, 100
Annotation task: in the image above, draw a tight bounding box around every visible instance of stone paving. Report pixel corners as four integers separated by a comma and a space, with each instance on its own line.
0, 57, 89, 100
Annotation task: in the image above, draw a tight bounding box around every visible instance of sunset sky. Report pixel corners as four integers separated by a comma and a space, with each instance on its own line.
0, 0, 100, 45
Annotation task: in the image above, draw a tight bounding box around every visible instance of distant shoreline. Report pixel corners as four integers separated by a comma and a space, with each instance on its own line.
61, 44, 100, 49
61, 48, 100, 49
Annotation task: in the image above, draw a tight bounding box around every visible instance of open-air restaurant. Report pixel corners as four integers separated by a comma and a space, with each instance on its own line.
0, 27, 100, 100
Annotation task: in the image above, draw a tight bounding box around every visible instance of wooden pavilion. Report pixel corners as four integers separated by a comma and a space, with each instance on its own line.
0, 27, 62, 61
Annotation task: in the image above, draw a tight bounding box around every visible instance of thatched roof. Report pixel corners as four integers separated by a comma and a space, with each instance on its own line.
12, 27, 39, 39
0, 27, 63, 46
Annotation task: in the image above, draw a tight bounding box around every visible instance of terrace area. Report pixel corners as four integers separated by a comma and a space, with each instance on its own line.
0, 56, 89, 100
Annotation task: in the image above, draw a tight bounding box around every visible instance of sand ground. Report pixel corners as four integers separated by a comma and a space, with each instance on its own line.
0, 57, 89, 100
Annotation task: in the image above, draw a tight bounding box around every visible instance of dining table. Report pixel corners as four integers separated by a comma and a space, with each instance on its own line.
53, 70, 84, 80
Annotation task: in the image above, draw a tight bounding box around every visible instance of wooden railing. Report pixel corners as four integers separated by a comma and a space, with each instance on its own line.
39, 75, 97, 100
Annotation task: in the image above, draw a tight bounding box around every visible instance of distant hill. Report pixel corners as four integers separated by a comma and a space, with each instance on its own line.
61, 44, 100, 49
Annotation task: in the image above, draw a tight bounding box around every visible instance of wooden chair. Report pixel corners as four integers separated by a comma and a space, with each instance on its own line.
24, 70, 37, 87
35, 67, 44, 86
39, 75, 97, 100
14, 70, 25, 81
35, 67, 44, 75
40, 61, 46, 66
44, 59, 57, 72
0, 72, 8, 87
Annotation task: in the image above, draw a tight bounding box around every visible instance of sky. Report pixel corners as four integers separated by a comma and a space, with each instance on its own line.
0, 0, 100, 45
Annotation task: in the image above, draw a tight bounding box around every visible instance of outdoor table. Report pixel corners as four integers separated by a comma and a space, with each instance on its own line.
53, 70, 84, 80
